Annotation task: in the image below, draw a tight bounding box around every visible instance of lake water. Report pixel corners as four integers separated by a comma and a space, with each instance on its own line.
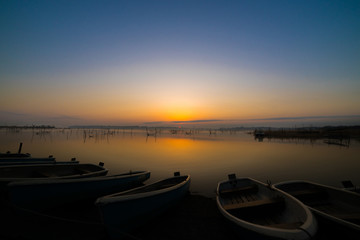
1, 128, 359, 197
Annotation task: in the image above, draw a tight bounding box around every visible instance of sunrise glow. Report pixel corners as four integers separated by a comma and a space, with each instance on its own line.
1, 1, 359, 127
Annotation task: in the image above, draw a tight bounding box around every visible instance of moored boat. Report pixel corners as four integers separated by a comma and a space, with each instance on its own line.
0, 143, 56, 163
0, 155, 56, 164
273, 180, 360, 233
6, 170, 150, 211
0, 153, 32, 158
0, 157, 79, 166
0, 143, 27, 158
216, 174, 317, 240
0, 163, 108, 187
95, 172, 191, 239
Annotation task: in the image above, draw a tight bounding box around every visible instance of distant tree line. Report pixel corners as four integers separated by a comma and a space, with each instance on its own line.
253, 125, 360, 140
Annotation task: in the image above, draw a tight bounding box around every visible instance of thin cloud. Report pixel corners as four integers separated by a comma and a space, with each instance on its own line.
171, 119, 222, 124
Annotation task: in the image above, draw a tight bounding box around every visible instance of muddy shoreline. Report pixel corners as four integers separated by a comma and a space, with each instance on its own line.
1, 193, 358, 240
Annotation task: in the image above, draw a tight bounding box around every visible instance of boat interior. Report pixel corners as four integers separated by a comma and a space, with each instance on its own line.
279, 182, 360, 225
283, 186, 329, 206
219, 182, 305, 229
113, 176, 188, 196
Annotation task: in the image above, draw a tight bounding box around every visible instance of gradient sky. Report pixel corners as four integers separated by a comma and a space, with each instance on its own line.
1, 0, 360, 126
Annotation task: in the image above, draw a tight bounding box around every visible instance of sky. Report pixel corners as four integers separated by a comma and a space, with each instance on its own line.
1, 0, 360, 127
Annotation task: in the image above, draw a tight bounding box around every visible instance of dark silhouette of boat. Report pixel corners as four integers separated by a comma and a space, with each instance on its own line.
96, 172, 190, 239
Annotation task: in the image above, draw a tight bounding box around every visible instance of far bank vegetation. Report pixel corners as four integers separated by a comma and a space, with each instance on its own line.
253, 126, 360, 146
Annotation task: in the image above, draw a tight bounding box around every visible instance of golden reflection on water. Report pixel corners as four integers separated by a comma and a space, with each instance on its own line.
1, 129, 359, 197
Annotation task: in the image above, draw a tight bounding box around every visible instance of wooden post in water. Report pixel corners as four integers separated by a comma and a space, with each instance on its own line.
18, 142, 23, 153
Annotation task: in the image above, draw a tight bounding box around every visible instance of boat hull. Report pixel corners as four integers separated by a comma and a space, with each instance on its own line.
6, 171, 150, 211
96, 175, 190, 239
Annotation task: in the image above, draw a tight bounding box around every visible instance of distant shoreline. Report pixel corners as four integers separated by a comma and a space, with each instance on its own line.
1, 124, 360, 131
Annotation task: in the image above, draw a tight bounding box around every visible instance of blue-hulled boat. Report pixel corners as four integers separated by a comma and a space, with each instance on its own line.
6, 170, 150, 211
95, 172, 190, 239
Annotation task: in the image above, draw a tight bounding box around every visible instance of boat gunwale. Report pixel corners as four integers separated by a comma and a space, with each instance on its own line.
96, 175, 190, 205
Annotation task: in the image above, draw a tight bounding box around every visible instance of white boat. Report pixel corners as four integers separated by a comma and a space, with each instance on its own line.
216, 174, 317, 240
95, 172, 191, 239
6, 171, 151, 211
274, 180, 360, 232
0, 163, 108, 186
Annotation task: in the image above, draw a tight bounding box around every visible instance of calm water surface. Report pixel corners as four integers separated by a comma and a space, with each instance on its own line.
1, 128, 359, 197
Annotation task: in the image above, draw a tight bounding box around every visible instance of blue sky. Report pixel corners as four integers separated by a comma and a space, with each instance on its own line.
1, 0, 360, 126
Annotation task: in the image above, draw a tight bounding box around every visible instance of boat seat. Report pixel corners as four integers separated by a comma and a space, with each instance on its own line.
223, 197, 284, 211
220, 184, 258, 195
